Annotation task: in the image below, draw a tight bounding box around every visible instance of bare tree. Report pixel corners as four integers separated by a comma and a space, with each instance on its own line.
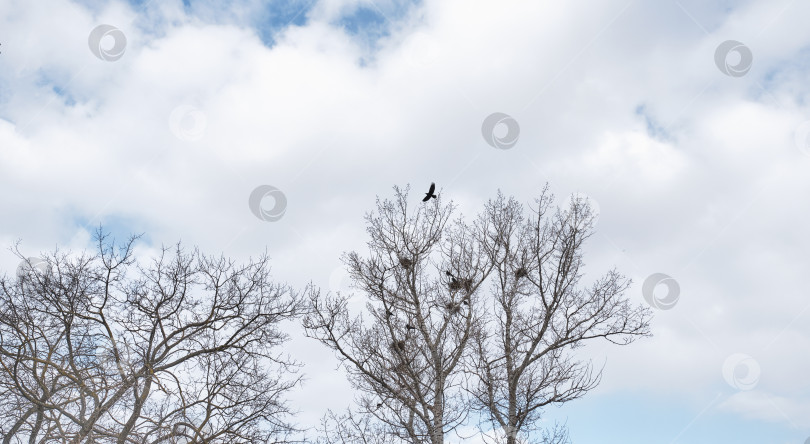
313, 408, 401, 444
303, 186, 492, 444
467, 188, 652, 444
0, 228, 304, 443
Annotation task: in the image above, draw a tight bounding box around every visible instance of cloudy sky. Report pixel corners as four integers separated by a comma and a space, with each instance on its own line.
2, 0, 810, 442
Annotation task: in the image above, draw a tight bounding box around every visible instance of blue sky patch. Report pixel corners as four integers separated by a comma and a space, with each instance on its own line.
635, 103, 671, 141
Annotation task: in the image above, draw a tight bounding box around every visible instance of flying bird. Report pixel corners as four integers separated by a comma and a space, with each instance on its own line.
422, 182, 437, 202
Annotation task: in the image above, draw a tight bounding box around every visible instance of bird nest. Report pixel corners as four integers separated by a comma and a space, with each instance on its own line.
390, 340, 407, 352
449, 277, 474, 293
515, 267, 528, 279
399, 256, 414, 269
444, 301, 461, 315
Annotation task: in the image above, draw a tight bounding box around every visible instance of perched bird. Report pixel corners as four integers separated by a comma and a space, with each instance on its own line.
422, 182, 438, 202
385, 309, 394, 318
405, 323, 416, 331
446, 270, 460, 289
376, 402, 383, 409
461, 298, 469, 305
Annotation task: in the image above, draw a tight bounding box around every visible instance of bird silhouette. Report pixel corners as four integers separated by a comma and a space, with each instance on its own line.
422, 182, 437, 202
385, 309, 394, 318
446, 270, 461, 288
405, 323, 416, 331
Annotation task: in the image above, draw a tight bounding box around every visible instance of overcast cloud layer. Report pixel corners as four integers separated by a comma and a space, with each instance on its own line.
2, 0, 810, 442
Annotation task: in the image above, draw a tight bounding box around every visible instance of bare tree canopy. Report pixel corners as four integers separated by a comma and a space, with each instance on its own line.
313, 408, 403, 444
467, 187, 652, 444
0, 229, 304, 444
305, 184, 652, 444
303, 185, 492, 444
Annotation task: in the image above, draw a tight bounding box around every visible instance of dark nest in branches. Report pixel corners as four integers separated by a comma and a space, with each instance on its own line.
444, 301, 461, 315
399, 256, 414, 269
515, 267, 528, 279
390, 340, 407, 353
449, 277, 473, 292
391, 361, 410, 374
463, 278, 473, 292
